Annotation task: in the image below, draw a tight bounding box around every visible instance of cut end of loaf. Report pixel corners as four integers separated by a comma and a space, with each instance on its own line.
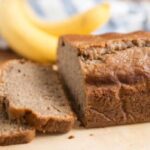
58, 38, 87, 125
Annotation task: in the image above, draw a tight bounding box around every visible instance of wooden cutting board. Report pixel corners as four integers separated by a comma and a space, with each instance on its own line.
1, 123, 150, 150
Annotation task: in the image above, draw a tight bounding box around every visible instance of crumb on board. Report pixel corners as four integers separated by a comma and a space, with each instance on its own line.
52, 65, 58, 71
68, 135, 74, 139
89, 133, 94, 136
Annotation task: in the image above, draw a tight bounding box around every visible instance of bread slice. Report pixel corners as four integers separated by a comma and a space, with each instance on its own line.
58, 31, 150, 128
0, 59, 75, 133
0, 51, 35, 146
0, 99, 35, 146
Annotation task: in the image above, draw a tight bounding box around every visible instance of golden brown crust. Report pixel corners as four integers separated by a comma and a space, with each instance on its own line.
61, 31, 150, 49
6, 103, 75, 133
0, 129, 35, 146
60, 31, 150, 83
84, 78, 149, 128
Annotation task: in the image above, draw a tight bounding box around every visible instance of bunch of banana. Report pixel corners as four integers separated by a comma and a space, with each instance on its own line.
0, 0, 110, 63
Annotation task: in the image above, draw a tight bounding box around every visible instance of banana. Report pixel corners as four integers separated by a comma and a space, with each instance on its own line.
0, 0, 110, 63
20, 1, 110, 36
0, 0, 58, 63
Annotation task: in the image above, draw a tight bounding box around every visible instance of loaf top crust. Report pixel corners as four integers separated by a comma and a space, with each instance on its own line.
59, 31, 150, 84
60, 31, 150, 50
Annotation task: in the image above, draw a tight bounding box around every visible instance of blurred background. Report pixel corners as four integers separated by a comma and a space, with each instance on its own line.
28, 0, 150, 33
0, 0, 150, 62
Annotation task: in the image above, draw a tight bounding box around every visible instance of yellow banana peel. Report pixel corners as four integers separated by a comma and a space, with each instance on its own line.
0, 0, 58, 63
20, 1, 110, 36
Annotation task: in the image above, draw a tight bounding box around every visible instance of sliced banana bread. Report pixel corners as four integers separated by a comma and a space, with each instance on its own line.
0, 51, 35, 146
0, 59, 75, 133
58, 31, 150, 128
0, 101, 35, 146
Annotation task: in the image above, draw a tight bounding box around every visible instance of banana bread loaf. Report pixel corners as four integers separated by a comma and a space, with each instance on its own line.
0, 59, 75, 133
58, 31, 150, 128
